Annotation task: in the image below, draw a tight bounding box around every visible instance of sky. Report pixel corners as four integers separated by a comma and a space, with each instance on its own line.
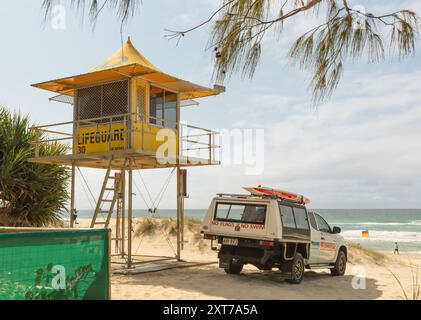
0, 0, 420, 210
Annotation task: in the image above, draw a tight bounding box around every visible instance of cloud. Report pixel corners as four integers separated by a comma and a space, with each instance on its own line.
163, 69, 421, 209
163, 0, 221, 30
246, 70, 421, 208
69, 1, 421, 210
73, 68, 421, 210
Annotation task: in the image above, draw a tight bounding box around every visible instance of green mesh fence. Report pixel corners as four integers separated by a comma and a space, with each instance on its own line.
0, 229, 110, 300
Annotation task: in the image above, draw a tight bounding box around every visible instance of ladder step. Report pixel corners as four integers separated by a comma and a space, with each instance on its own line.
91, 162, 124, 227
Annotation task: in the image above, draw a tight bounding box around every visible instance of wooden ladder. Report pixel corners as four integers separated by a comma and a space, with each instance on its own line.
90, 159, 127, 228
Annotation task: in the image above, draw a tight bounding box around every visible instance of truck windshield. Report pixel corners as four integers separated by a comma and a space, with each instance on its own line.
214, 203, 267, 224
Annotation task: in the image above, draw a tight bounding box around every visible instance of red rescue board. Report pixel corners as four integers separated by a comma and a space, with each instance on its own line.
243, 187, 310, 205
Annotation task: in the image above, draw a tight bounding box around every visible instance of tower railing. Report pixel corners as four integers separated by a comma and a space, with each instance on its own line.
30, 112, 221, 164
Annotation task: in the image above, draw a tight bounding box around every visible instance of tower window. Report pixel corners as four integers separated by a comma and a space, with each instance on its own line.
149, 86, 177, 129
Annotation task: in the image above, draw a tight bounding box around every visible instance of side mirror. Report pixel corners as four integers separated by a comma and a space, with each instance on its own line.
332, 226, 341, 234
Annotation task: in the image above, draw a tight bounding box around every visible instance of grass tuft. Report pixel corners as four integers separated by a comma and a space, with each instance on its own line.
134, 218, 157, 237
134, 216, 206, 250
348, 243, 387, 265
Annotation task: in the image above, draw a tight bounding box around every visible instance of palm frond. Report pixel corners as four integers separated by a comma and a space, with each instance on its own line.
0, 107, 69, 227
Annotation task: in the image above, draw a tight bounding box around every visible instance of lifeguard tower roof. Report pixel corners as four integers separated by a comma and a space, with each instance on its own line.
30, 38, 221, 171
32, 38, 222, 101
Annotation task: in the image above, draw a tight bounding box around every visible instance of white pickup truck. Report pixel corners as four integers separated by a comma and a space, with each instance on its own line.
201, 189, 348, 284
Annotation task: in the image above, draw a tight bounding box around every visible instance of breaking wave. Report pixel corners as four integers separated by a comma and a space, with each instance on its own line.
342, 230, 421, 243
332, 220, 421, 226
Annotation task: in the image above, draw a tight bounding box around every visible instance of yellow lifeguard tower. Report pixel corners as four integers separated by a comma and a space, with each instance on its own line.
30, 38, 223, 268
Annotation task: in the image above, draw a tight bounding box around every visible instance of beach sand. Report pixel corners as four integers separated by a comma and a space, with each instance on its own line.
76, 218, 421, 300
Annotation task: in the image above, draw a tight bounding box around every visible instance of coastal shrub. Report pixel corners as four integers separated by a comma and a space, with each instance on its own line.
160, 217, 178, 236
348, 243, 387, 265
133, 216, 209, 252
134, 218, 156, 237
135, 217, 178, 237
185, 217, 201, 233
0, 107, 69, 227
135, 216, 203, 238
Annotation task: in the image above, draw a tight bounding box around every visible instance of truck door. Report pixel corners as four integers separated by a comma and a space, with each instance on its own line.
308, 212, 336, 264
308, 212, 324, 264
309, 212, 337, 263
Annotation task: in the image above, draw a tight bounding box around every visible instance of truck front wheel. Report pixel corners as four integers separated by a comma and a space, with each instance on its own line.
224, 260, 244, 275
284, 253, 305, 284
331, 250, 347, 276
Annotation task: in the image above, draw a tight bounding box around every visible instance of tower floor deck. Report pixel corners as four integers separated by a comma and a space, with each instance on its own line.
29, 149, 220, 170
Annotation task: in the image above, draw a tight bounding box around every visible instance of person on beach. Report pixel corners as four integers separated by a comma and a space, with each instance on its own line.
394, 242, 399, 255
72, 208, 79, 225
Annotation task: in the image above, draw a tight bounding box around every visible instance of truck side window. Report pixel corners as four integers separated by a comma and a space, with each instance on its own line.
279, 205, 296, 228
308, 212, 318, 230
315, 214, 331, 233
293, 208, 309, 230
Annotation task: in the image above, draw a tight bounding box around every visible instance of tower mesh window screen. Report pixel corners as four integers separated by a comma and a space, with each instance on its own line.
77, 80, 129, 123
77, 85, 101, 121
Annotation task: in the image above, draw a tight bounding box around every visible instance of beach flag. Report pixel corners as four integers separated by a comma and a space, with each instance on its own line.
362, 230, 369, 238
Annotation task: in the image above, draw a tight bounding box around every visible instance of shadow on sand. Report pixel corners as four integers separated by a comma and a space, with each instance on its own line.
114, 264, 383, 300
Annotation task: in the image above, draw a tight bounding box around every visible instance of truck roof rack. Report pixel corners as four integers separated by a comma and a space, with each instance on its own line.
216, 193, 307, 205
216, 193, 251, 198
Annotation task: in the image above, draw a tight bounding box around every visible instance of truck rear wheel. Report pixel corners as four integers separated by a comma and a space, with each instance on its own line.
331, 250, 347, 276
224, 260, 244, 275
284, 253, 305, 284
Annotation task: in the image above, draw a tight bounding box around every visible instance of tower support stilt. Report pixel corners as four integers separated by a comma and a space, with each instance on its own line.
127, 159, 133, 268
176, 167, 185, 261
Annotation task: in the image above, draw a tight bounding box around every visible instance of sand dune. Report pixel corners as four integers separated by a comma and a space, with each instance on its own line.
76, 218, 421, 300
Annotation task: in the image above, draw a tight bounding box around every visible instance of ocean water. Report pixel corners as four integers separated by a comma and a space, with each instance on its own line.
75, 208, 421, 253
317, 209, 421, 253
